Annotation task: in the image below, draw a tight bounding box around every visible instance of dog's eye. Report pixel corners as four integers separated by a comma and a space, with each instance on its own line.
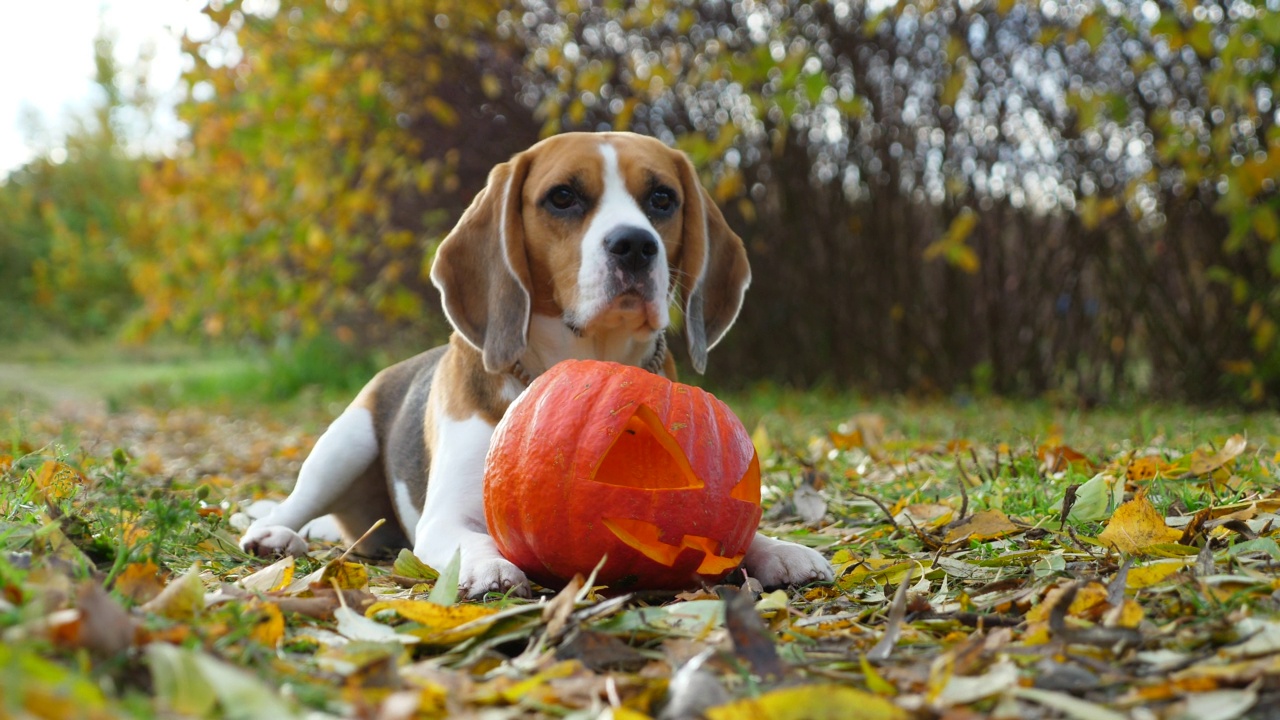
648, 188, 677, 216
546, 186, 580, 212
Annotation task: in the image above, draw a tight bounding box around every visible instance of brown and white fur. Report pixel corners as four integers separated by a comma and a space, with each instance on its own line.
239, 132, 834, 597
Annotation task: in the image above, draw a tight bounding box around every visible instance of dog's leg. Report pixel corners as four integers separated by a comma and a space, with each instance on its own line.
743, 532, 834, 587
240, 406, 380, 557
413, 414, 528, 598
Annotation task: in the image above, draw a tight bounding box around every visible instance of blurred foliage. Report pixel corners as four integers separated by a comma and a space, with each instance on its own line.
0, 34, 140, 338
521, 0, 1280, 402
130, 0, 538, 343
10, 0, 1280, 404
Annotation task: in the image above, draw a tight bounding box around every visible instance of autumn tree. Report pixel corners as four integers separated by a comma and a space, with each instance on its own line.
131, 0, 539, 342
0, 32, 141, 338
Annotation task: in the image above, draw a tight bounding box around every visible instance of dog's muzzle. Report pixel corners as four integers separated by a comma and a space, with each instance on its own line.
604, 226, 660, 275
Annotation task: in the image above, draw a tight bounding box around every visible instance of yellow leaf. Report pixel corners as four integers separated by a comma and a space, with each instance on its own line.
705, 685, 906, 720
141, 563, 205, 620
113, 562, 167, 604
861, 654, 898, 696
321, 561, 368, 591
248, 600, 284, 647
1126, 456, 1171, 482
1097, 495, 1183, 554
943, 509, 1022, 544
30, 461, 87, 502
1126, 561, 1189, 590
752, 422, 774, 459
366, 599, 500, 645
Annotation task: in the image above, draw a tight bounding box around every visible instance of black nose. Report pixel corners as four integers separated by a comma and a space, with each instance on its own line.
604, 226, 660, 273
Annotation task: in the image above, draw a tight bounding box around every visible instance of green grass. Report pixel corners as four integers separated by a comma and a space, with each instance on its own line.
5, 343, 1280, 718
0, 334, 402, 414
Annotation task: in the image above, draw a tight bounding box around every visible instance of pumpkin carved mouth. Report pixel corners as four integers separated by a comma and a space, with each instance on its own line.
592, 404, 758, 575
602, 517, 745, 574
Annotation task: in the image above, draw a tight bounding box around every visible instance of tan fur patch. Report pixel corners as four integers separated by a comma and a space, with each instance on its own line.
515, 133, 691, 322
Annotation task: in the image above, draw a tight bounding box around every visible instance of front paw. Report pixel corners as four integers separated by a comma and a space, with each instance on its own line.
241, 525, 309, 558
460, 557, 529, 599
746, 539, 834, 588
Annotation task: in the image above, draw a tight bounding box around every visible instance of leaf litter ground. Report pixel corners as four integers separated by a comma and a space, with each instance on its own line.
4, 396, 1280, 719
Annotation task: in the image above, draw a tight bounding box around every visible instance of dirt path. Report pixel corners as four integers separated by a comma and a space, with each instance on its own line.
1, 361, 312, 493
0, 362, 108, 418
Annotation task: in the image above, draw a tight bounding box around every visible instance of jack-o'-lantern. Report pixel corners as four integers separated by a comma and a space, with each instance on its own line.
484, 359, 761, 590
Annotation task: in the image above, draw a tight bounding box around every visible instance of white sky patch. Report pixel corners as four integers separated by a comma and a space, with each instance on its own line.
0, 0, 208, 178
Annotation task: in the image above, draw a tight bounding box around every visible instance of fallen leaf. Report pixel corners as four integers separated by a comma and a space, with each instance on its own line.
1169, 685, 1258, 720
1126, 456, 1170, 481
366, 599, 499, 645
30, 461, 88, 502
141, 563, 205, 620
147, 643, 218, 717
1187, 435, 1247, 476
1066, 473, 1125, 524
335, 606, 419, 644
943, 509, 1021, 543
793, 483, 828, 524
935, 658, 1018, 706
705, 685, 906, 720
238, 556, 294, 593
248, 600, 284, 647
868, 567, 913, 661
190, 647, 300, 718
722, 587, 783, 680
542, 574, 585, 640
1125, 560, 1188, 590
554, 629, 648, 672
1013, 686, 1127, 720
752, 422, 774, 458
1039, 444, 1093, 473
428, 548, 460, 605
71, 582, 136, 656
1097, 495, 1184, 554
392, 549, 438, 581
112, 562, 167, 604
320, 560, 368, 591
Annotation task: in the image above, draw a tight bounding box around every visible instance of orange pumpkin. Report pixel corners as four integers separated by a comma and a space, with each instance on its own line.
484, 359, 762, 590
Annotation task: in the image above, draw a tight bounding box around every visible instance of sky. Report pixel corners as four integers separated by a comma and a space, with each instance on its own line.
0, 0, 209, 175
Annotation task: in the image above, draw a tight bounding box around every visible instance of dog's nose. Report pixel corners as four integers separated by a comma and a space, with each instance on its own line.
604, 227, 660, 273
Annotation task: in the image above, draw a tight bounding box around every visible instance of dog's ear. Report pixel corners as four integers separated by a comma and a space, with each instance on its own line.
674, 153, 751, 374
431, 155, 534, 373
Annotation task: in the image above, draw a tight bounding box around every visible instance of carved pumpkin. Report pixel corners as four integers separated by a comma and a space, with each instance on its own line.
484, 359, 762, 590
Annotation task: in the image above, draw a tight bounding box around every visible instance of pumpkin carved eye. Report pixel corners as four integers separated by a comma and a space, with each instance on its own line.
593, 407, 703, 490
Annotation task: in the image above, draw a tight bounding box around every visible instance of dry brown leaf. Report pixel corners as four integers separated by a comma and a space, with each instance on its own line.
1039, 444, 1093, 473
112, 562, 167, 604
30, 461, 89, 502
72, 583, 137, 656
1126, 455, 1171, 481
1187, 434, 1247, 476
943, 509, 1021, 544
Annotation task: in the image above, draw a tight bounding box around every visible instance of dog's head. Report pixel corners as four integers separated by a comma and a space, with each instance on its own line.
431, 132, 750, 375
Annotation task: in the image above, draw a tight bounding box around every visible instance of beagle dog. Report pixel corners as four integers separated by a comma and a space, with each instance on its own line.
239, 132, 834, 596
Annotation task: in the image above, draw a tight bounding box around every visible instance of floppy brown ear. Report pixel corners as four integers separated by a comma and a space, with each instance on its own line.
675, 155, 752, 374
430, 156, 534, 374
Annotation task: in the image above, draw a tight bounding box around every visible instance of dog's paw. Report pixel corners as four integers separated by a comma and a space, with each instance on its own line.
460, 557, 529, 599
240, 525, 309, 558
745, 538, 834, 588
